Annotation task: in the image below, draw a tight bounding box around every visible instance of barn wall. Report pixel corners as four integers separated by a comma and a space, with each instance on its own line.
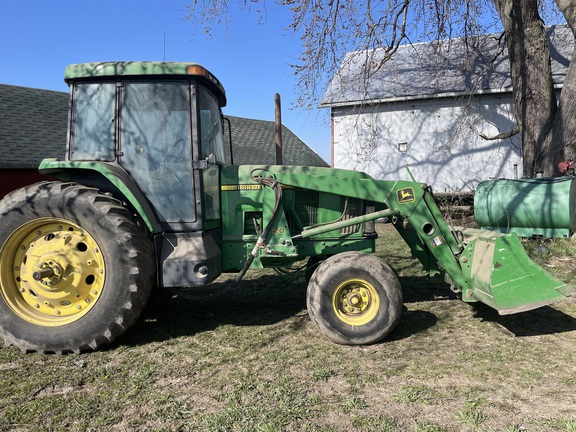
331, 94, 522, 192
0, 169, 55, 198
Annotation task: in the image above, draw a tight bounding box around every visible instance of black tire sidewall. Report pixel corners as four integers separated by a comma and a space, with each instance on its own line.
0, 182, 154, 353
307, 251, 403, 345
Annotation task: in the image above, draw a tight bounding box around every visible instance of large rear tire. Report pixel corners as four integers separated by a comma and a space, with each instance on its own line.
306, 252, 403, 345
0, 182, 155, 353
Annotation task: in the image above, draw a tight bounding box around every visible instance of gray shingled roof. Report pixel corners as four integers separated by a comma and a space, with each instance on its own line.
0, 84, 327, 169
0, 84, 68, 168
321, 25, 574, 107
224, 116, 327, 166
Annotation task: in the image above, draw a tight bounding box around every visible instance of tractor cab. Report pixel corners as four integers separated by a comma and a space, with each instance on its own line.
64, 62, 227, 233
56, 62, 228, 287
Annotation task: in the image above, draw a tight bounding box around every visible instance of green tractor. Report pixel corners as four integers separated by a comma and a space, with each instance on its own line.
0, 62, 573, 353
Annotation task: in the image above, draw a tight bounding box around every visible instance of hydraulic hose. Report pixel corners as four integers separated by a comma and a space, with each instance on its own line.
234, 176, 283, 282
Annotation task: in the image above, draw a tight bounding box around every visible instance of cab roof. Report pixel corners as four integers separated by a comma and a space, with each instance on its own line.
64, 61, 227, 106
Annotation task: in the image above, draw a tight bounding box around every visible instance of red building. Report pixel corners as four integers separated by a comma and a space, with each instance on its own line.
0, 84, 67, 197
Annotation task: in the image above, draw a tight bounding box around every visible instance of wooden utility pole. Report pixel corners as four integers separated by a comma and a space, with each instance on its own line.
275, 93, 283, 165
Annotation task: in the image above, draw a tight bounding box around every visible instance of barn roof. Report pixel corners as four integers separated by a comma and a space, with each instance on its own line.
0, 84, 68, 169
320, 25, 574, 108
0, 84, 327, 169
224, 116, 327, 167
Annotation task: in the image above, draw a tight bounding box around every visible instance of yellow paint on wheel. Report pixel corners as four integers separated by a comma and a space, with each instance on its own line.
0, 218, 105, 327
332, 279, 380, 326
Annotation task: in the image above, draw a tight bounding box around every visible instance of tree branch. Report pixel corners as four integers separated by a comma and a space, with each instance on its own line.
478, 127, 519, 141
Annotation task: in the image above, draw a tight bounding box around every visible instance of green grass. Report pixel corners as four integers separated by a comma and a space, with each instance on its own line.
1, 224, 576, 431
454, 398, 488, 429
392, 385, 436, 404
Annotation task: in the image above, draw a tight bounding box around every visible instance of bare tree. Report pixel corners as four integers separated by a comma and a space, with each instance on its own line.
186, 0, 573, 177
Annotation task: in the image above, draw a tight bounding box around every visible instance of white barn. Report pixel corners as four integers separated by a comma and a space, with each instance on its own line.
320, 25, 574, 192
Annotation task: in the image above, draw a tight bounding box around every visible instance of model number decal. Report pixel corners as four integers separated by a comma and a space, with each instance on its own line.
221, 184, 263, 191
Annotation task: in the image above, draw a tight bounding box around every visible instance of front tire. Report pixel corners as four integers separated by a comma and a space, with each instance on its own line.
0, 182, 155, 353
306, 252, 403, 345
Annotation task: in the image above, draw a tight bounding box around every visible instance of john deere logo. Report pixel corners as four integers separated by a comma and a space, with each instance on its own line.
397, 188, 415, 204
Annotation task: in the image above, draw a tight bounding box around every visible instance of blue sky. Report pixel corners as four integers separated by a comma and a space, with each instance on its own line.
0, 0, 332, 163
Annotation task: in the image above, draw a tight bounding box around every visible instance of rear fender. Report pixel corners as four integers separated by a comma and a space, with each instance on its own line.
39, 158, 162, 234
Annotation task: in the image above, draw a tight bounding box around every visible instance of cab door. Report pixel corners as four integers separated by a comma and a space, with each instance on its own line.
196, 85, 227, 230
119, 81, 197, 230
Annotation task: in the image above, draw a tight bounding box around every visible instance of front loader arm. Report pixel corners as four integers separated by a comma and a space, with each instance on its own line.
271, 169, 574, 314
273, 171, 468, 288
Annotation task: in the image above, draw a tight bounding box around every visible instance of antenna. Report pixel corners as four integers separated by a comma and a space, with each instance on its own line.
163, 32, 166, 62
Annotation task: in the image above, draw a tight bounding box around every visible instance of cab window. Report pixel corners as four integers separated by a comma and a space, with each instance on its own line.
70, 83, 116, 161
198, 86, 225, 163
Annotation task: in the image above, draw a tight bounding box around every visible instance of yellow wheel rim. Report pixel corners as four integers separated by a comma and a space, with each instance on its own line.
332, 279, 380, 326
0, 218, 105, 327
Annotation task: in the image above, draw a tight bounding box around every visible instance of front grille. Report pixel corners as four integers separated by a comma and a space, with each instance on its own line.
295, 190, 319, 227
340, 197, 362, 235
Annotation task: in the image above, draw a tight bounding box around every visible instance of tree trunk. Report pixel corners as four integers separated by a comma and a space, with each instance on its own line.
536, 48, 576, 174
557, 0, 576, 35
493, 0, 557, 177
535, 2, 576, 175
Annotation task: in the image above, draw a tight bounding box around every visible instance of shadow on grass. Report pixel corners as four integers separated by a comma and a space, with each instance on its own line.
399, 276, 458, 303
399, 276, 576, 338
121, 271, 456, 349
389, 308, 439, 341
116, 270, 576, 350
119, 272, 309, 349
470, 302, 576, 337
